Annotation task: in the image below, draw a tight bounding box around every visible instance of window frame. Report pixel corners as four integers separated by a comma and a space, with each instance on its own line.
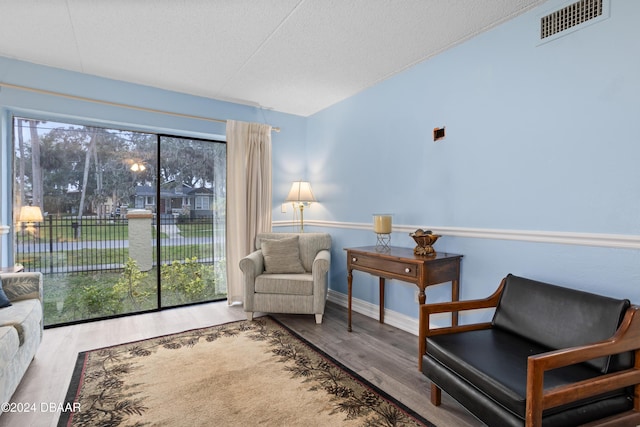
9, 114, 227, 328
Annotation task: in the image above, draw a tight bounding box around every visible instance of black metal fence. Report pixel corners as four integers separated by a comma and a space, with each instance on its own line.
16, 215, 221, 274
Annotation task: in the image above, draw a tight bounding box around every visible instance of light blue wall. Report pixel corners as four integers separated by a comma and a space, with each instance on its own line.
297, 0, 640, 321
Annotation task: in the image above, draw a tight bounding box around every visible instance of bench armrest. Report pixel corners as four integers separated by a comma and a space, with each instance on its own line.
525, 305, 640, 426
418, 277, 506, 370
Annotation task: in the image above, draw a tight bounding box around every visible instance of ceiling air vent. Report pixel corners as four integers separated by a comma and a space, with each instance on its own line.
540, 0, 604, 40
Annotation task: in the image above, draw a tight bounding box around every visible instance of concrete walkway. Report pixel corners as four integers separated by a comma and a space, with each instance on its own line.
158, 224, 181, 238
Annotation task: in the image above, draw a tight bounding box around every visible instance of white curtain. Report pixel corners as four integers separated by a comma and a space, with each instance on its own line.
225, 120, 272, 305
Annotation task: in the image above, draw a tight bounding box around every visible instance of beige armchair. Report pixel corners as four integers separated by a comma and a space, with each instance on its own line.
239, 232, 331, 324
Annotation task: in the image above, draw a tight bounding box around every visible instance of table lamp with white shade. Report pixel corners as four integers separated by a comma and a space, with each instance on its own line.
19, 206, 44, 235
285, 181, 316, 232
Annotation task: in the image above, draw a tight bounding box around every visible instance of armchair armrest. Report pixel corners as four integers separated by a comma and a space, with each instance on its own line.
0, 272, 43, 303
312, 249, 330, 275
239, 250, 264, 277
239, 250, 264, 312
525, 305, 640, 426
418, 277, 506, 370
312, 249, 331, 313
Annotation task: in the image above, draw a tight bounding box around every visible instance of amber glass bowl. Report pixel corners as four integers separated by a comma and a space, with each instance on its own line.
410, 229, 440, 255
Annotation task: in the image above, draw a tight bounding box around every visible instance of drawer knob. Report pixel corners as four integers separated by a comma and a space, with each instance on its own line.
352, 257, 357, 262
405, 267, 411, 273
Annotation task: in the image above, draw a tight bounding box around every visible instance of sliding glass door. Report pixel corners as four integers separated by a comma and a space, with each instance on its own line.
157, 136, 227, 307
12, 118, 226, 326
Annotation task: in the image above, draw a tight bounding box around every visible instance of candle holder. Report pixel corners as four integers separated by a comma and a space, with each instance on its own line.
373, 214, 392, 252
375, 233, 391, 251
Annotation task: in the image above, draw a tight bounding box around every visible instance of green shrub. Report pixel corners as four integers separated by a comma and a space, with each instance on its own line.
113, 257, 151, 309
63, 275, 113, 318
161, 257, 214, 303
81, 284, 122, 315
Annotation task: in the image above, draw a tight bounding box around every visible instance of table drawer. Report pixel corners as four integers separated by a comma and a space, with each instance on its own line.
350, 253, 418, 279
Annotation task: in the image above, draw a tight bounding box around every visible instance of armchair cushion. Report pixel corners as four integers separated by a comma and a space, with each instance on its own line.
426, 328, 627, 419
261, 236, 306, 274
255, 274, 313, 295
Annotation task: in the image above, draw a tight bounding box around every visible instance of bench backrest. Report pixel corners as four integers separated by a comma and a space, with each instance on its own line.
492, 274, 631, 373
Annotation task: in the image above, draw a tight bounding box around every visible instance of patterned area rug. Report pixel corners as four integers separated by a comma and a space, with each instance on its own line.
59, 316, 435, 426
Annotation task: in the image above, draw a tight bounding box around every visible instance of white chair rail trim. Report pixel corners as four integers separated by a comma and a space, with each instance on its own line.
273, 220, 640, 250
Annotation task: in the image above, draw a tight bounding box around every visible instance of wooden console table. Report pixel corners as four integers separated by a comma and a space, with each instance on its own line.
345, 246, 462, 332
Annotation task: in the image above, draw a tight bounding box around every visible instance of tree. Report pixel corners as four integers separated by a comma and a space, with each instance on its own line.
28, 120, 43, 209
39, 127, 85, 214
78, 127, 98, 219
159, 137, 220, 187
16, 119, 26, 206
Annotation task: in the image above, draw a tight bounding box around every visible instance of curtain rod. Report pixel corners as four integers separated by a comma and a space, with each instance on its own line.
0, 82, 280, 132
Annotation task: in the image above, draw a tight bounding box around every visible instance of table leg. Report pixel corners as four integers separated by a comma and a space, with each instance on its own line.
418, 286, 426, 305
452, 278, 460, 326
379, 277, 385, 324
348, 269, 353, 332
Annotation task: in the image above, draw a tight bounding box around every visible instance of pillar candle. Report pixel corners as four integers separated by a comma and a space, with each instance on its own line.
373, 214, 392, 234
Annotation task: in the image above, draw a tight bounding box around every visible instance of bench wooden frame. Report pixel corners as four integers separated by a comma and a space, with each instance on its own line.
418, 277, 640, 427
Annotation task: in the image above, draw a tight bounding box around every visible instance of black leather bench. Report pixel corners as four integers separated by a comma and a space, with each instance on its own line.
419, 274, 640, 426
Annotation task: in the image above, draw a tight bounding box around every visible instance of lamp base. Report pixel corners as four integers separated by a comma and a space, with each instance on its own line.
375, 233, 391, 252
298, 203, 306, 233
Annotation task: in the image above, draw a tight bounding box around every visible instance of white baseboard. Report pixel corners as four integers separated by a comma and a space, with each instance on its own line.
327, 290, 419, 336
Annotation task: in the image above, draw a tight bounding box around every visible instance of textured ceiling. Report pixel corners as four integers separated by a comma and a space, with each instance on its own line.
0, 0, 547, 116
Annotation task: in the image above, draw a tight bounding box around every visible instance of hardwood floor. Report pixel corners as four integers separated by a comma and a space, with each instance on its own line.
1, 301, 480, 427
273, 303, 481, 427
3, 301, 638, 427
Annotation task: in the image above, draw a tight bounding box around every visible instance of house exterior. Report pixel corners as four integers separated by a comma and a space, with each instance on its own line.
133, 184, 215, 219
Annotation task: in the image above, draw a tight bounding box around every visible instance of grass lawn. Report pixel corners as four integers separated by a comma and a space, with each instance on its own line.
17, 244, 216, 271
